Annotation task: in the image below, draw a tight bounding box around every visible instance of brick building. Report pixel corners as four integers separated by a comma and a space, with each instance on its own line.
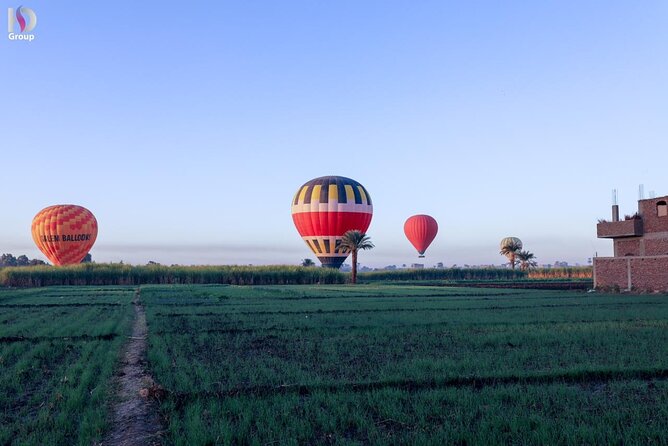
594, 195, 668, 292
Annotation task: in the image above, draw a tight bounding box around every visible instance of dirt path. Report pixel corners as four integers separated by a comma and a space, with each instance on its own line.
104, 288, 163, 446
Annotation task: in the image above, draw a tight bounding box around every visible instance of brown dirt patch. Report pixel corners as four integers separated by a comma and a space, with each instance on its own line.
103, 288, 163, 446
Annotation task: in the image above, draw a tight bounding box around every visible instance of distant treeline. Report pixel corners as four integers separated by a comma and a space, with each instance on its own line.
0, 252, 91, 267
0, 264, 593, 287
0, 253, 47, 267
0, 264, 346, 287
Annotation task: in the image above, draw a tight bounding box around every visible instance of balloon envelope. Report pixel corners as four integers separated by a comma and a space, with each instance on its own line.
291, 176, 373, 268
404, 214, 438, 256
31, 205, 98, 265
500, 237, 522, 251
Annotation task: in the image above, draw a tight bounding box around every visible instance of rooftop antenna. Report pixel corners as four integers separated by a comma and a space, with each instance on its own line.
639, 184, 645, 200
612, 189, 619, 222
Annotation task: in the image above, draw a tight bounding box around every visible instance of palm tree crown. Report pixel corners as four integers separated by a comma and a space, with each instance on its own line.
339, 230, 374, 284
500, 241, 522, 270
340, 230, 374, 252
516, 250, 537, 271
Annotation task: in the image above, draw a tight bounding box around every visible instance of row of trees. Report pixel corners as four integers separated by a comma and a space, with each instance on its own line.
0, 253, 92, 267
0, 254, 47, 267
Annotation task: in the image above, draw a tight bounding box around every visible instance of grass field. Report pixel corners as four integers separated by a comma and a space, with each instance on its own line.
1, 284, 666, 445
0, 286, 134, 445
142, 284, 668, 445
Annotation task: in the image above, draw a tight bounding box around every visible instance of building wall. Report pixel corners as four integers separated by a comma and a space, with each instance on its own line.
594, 258, 629, 289
639, 196, 668, 234
630, 257, 668, 291
614, 238, 641, 257
594, 256, 668, 292
643, 236, 668, 256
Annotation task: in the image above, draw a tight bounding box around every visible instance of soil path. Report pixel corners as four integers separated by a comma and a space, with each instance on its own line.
104, 288, 163, 446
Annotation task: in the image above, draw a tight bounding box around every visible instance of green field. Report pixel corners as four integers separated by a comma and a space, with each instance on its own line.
0, 286, 135, 445
1, 284, 667, 445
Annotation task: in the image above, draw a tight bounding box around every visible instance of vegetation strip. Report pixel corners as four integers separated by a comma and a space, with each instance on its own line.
148, 292, 523, 305
0, 263, 592, 287
0, 264, 347, 287
0, 303, 122, 308
154, 301, 662, 317
443, 281, 592, 290
264, 292, 526, 300
0, 333, 118, 343
151, 317, 667, 336
168, 368, 668, 401
104, 288, 163, 446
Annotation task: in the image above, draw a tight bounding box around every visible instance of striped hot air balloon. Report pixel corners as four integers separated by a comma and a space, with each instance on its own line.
404, 214, 438, 257
31, 205, 98, 266
291, 176, 373, 268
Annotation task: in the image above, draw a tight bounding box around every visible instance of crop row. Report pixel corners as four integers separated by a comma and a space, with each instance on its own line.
359, 266, 592, 282
0, 264, 347, 287
0, 306, 132, 338
159, 380, 668, 446
0, 264, 592, 287
0, 286, 134, 305
147, 319, 668, 394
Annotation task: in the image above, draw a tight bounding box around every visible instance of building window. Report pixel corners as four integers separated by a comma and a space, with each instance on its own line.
658, 200, 668, 217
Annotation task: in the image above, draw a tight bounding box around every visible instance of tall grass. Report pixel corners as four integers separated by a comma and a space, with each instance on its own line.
0, 265, 593, 287
359, 268, 526, 282
528, 266, 592, 279
0, 264, 346, 287
360, 267, 593, 282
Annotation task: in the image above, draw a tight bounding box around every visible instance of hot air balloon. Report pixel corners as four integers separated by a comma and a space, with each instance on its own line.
404, 214, 438, 257
500, 237, 522, 251
31, 205, 98, 266
291, 176, 373, 268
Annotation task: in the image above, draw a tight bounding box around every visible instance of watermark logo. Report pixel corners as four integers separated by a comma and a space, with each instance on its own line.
7, 6, 37, 41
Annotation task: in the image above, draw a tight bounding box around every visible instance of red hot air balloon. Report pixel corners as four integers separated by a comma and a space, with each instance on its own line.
404, 214, 438, 257
291, 176, 373, 268
31, 205, 98, 265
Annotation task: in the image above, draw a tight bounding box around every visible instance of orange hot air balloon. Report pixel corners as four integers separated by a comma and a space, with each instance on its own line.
31, 205, 98, 265
292, 176, 373, 268
404, 214, 438, 257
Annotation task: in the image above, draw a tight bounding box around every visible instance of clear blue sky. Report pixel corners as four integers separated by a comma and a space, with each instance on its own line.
2, 1, 667, 267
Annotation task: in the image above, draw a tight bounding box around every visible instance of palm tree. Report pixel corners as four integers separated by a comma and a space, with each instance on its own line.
500, 241, 522, 270
516, 250, 537, 271
339, 230, 374, 284
301, 258, 316, 267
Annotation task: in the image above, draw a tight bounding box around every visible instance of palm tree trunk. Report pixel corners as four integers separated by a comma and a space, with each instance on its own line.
510, 254, 516, 270
351, 250, 358, 284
